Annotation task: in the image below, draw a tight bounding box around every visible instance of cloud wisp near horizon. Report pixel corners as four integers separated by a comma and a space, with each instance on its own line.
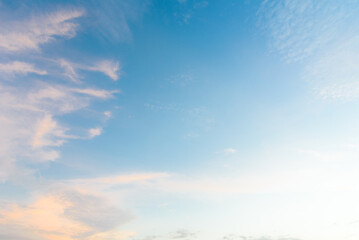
2, 1, 359, 240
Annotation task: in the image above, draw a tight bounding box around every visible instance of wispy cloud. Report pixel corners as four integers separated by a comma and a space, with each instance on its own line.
0, 3, 149, 240
0, 8, 84, 52
58, 59, 121, 82
32, 114, 67, 148
59, 59, 81, 83
168, 72, 194, 87
174, 0, 208, 24
88, 60, 121, 81
71, 172, 170, 186
259, 0, 359, 100
258, 0, 349, 63
72, 88, 119, 99
61, 168, 349, 198
0, 61, 47, 75
0, 8, 120, 183
85, 0, 148, 43
0, 82, 118, 181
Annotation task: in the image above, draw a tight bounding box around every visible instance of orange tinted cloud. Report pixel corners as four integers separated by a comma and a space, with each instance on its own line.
0, 191, 133, 240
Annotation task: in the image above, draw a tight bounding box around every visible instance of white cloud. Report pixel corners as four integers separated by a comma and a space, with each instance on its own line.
0, 9, 84, 52
104, 111, 112, 119
0, 61, 47, 75
72, 88, 119, 99
57, 59, 122, 82
88, 127, 102, 139
223, 148, 237, 155
0, 81, 118, 181
0, 6, 120, 182
71, 172, 170, 186
58, 59, 81, 83
88, 60, 121, 81
32, 114, 67, 148
0, 4, 137, 240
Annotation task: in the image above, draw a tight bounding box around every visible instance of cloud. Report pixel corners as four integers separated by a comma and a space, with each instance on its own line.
62, 170, 305, 198
133, 229, 196, 240
72, 88, 119, 99
259, 0, 359, 100
173, 0, 208, 24
88, 127, 102, 139
168, 72, 194, 87
84, 0, 148, 43
63, 191, 133, 233
0, 5, 121, 183
258, 0, 350, 63
0, 9, 84, 52
27, 85, 91, 113
32, 114, 66, 148
170, 229, 196, 239
58, 59, 121, 82
0, 82, 114, 181
223, 148, 237, 155
0, 3, 140, 239
104, 110, 112, 119
70, 172, 170, 187
88, 60, 121, 81
59, 59, 81, 83
223, 235, 300, 240
0, 61, 47, 75
0, 74, 118, 182
304, 37, 359, 100
0, 190, 133, 240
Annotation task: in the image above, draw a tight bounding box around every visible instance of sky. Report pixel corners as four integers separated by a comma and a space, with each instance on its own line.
1, 0, 359, 239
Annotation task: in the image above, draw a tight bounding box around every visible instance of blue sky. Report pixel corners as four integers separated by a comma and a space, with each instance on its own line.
1, 0, 359, 240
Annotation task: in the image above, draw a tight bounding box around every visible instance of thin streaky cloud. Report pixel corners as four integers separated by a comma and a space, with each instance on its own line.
58, 59, 82, 83
72, 88, 119, 99
0, 8, 85, 52
70, 172, 171, 185
0, 61, 47, 75
57, 59, 121, 81
87, 60, 121, 81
